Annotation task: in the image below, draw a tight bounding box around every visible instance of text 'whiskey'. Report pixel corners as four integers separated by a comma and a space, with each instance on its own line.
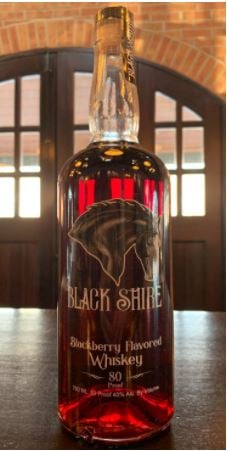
58, 6, 174, 445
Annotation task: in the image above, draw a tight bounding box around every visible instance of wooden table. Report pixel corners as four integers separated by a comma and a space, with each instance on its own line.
0, 310, 225, 450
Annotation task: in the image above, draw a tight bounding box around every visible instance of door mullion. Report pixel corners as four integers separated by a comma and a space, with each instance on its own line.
14, 76, 21, 217
176, 101, 182, 217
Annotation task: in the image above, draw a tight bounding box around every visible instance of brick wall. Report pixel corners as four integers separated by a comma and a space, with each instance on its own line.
0, 2, 225, 97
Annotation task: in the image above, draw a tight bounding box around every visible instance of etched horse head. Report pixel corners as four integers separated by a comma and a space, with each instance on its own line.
68, 199, 160, 286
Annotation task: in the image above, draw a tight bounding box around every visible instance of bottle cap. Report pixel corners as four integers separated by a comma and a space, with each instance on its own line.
96, 6, 133, 24
95, 6, 134, 44
95, 6, 136, 84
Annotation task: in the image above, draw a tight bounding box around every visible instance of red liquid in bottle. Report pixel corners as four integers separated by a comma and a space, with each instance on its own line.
58, 142, 174, 444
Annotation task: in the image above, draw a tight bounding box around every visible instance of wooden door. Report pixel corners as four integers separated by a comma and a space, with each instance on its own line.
56, 49, 225, 311
0, 53, 56, 307
138, 62, 225, 311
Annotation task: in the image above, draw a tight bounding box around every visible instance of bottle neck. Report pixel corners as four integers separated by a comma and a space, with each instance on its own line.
89, 19, 139, 143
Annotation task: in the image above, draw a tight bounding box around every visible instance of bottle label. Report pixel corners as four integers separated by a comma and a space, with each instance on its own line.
123, 46, 136, 84
122, 21, 136, 84
63, 197, 170, 393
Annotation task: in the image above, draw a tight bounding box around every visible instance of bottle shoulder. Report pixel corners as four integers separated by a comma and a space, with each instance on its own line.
58, 141, 169, 182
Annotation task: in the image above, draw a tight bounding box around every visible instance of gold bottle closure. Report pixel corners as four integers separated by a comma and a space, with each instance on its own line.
96, 6, 133, 23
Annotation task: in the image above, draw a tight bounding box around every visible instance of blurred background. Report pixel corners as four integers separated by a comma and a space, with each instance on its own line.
0, 2, 225, 310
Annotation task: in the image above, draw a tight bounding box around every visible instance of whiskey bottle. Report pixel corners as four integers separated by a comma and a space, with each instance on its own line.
58, 6, 174, 444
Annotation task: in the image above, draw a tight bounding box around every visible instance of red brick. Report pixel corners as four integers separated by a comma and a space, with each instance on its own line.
162, 40, 181, 67
123, 4, 140, 15
47, 19, 57, 47
187, 52, 208, 78
60, 8, 83, 19
144, 3, 192, 13
0, 3, 14, 12
196, 56, 217, 83
1, 27, 12, 54
171, 42, 191, 68
213, 78, 226, 97
135, 4, 167, 13
201, 45, 215, 55
182, 10, 212, 21
191, 19, 221, 28
0, 0, 225, 98
24, 10, 54, 19
135, 29, 151, 54
195, 2, 225, 10
165, 21, 186, 30
151, 11, 182, 21
145, 32, 165, 59
80, 6, 101, 17
143, 22, 165, 32
0, 11, 25, 20
0, 32, 3, 53
177, 46, 194, 71
209, 2, 226, 10
194, 35, 225, 46
36, 21, 48, 48
154, 35, 172, 62
183, 28, 212, 39
204, 60, 225, 84
18, 2, 54, 11
9, 25, 21, 52
204, 65, 225, 95
211, 8, 226, 20
66, 19, 75, 45
180, 47, 200, 73
201, 44, 225, 60
72, 21, 86, 46
17, 22, 30, 50
84, 22, 93, 47
133, 13, 149, 21
213, 35, 226, 45
214, 25, 226, 35
28, 22, 38, 49
59, 19, 71, 46
2, 19, 25, 26
164, 30, 182, 39
215, 46, 226, 61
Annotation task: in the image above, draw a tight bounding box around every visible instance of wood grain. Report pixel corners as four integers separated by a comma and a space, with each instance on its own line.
173, 241, 206, 309
0, 310, 225, 450
0, 243, 40, 307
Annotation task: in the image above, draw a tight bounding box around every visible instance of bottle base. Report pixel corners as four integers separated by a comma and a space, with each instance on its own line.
58, 411, 173, 445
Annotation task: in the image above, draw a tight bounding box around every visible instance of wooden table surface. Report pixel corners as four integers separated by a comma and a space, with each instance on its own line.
0, 309, 225, 450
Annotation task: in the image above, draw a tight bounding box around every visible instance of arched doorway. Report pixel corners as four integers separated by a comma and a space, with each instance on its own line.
0, 49, 225, 309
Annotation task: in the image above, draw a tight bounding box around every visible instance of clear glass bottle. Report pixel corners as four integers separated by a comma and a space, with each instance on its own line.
58, 6, 174, 445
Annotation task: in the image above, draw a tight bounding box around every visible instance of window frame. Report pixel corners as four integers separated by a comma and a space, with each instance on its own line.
0, 74, 42, 218
154, 98, 206, 217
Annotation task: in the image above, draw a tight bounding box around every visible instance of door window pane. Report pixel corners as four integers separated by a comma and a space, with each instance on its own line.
74, 72, 92, 124
0, 178, 15, 217
155, 91, 176, 123
182, 106, 202, 122
20, 75, 40, 126
182, 174, 205, 216
155, 128, 177, 170
20, 132, 40, 172
182, 127, 204, 170
74, 130, 91, 153
0, 133, 14, 172
19, 177, 40, 217
170, 174, 177, 217
0, 79, 15, 127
